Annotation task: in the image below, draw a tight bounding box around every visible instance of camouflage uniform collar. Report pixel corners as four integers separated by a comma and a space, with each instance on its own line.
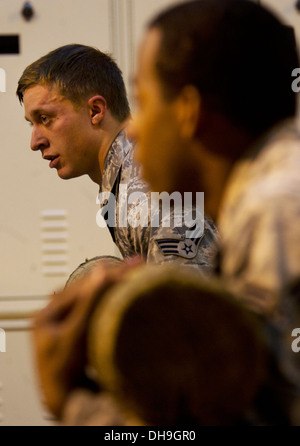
100, 129, 132, 194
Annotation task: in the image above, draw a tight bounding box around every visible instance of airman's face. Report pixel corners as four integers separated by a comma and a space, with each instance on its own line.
23, 84, 101, 182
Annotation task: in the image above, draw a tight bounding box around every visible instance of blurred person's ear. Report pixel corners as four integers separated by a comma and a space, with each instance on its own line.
174, 85, 202, 140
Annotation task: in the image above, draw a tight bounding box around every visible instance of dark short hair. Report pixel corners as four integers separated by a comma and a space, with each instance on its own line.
16, 44, 130, 122
148, 0, 299, 137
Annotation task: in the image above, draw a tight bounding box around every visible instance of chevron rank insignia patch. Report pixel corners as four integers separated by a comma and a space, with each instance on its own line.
155, 225, 204, 259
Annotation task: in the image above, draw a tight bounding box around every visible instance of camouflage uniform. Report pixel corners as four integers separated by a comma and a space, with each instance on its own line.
97, 130, 220, 273
217, 119, 300, 425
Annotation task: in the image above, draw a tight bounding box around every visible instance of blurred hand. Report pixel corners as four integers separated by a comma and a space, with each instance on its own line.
32, 256, 143, 419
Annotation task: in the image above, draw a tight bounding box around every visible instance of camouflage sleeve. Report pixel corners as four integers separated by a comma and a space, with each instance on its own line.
222, 196, 300, 316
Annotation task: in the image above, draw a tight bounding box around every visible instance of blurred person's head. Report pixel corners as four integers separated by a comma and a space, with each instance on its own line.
88, 264, 268, 425
129, 0, 298, 219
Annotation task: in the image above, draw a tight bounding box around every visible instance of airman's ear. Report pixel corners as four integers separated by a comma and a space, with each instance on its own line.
88, 96, 107, 125
174, 85, 202, 139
